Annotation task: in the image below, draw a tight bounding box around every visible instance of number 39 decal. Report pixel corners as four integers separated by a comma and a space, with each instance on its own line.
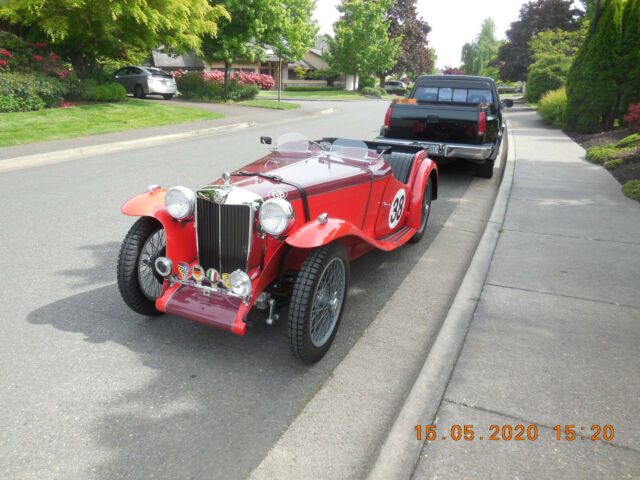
388, 189, 406, 229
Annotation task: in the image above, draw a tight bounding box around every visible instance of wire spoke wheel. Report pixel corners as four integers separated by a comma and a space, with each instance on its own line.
310, 258, 346, 347
288, 242, 350, 364
137, 229, 166, 300
117, 217, 165, 317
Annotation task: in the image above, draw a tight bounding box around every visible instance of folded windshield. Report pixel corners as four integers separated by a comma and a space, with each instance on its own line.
274, 133, 375, 163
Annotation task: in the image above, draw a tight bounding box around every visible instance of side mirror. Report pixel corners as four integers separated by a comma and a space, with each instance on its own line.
260, 136, 272, 145
502, 99, 514, 108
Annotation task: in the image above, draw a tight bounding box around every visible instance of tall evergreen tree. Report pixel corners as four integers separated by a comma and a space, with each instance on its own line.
566, 0, 623, 132
497, 0, 582, 81
377, 0, 433, 86
619, 0, 640, 112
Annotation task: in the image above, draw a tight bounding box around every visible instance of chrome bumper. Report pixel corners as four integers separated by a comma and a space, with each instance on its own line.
375, 137, 494, 163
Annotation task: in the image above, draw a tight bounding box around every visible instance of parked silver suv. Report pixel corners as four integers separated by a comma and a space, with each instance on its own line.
114, 66, 177, 100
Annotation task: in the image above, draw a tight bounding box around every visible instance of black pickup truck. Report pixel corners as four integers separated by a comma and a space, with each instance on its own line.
376, 75, 512, 178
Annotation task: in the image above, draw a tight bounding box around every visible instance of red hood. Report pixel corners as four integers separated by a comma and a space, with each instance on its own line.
208, 151, 390, 202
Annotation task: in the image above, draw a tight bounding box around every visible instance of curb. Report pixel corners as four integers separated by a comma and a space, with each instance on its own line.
0, 122, 251, 174
366, 124, 516, 479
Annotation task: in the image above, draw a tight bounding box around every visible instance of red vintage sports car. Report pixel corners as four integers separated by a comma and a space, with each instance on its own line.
117, 134, 438, 363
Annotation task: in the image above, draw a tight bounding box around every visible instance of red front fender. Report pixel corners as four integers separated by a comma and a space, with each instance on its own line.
121, 190, 196, 272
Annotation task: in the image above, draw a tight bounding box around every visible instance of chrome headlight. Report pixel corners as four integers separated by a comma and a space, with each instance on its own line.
229, 270, 252, 297
165, 186, 195, 220
259, 198, 295, 236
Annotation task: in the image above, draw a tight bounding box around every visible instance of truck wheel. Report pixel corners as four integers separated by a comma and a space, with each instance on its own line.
475, 159, 494, 179
409, 178, 432, 243
288, 242, 350, 364
117, 217, 165, 316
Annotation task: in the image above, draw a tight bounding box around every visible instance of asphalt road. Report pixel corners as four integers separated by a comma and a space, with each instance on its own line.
0, 100, 477, 479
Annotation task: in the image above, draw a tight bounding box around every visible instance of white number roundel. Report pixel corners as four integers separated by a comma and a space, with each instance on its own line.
388, 189, 406, 229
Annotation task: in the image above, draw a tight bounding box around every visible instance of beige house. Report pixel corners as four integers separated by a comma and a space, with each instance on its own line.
152, 38, 349, 89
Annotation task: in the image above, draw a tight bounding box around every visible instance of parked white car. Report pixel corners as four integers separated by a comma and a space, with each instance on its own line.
114, 66, 177, 100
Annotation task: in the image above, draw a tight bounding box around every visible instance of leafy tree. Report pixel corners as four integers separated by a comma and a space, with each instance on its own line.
525, 54, 572, 102
327, 0, 400, 83
461, 18, 501, 77
201, 0, 276, 87
265, 0, 318, 68
566, 0, 623, 132
529, 28, 585, 61
525, 28, 585, 102
497, 0, 583, 81
619, 0, 640, 111
0, 0, 228, 73
376, 0, 433, 87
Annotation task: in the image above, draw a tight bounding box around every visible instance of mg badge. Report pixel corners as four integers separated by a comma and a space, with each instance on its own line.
177, 262, 190, 281
192, 265, 204, 286
206, 268, 219, 283
214, 188, 228, 204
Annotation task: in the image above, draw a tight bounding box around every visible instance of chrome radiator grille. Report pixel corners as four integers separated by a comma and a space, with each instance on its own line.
196, 197, 252, 273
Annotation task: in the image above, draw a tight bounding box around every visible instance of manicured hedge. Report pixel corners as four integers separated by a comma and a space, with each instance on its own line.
538, 87, 567, 129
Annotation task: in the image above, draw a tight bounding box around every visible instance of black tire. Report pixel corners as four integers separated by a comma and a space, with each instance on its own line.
475, 159, 494, 178
163, 94, 173, 100
134, 84, 146, 99
409, 177, 432, 243
288, 242, 350, 364
117, 217, 165, 316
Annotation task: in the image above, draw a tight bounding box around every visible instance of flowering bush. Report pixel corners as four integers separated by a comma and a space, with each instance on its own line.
174, 69, 274, 90
624, 103, 640, 133
174, 70, 261, 101
0, 71, 68, 112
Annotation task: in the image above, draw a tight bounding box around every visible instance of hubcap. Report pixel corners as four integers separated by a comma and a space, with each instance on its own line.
310, 258, 346, 347
137, 229, 166, 300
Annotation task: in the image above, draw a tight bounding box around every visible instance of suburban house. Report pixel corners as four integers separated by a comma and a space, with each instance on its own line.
151, 36, 357, 89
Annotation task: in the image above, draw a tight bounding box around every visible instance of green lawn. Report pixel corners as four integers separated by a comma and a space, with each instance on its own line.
258, 89, 392, 100
0, 99, 223, 147
237, 99, 301, 110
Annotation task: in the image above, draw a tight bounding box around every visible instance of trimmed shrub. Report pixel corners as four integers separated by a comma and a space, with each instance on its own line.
88, 83, 127, 101
361, 86, 381, 98
586, 144, 619, 163
377, 87, 387, 97
615, 133, 640, 148
174, 71, 258, 101
538, 87, 568, 129
622, 180, 640, 200
358, 76, 376, 89
525, 54, 571, 103
0, 71, 66, 112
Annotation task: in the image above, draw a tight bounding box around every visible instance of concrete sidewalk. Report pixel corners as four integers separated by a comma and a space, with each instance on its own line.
408, 106, 640, 478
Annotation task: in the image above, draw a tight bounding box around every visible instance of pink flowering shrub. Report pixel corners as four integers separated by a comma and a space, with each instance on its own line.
174, 69, 274, 90
0, 31, 77, 111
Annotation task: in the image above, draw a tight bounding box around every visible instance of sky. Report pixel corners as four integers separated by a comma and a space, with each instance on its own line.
312, 0, 583, 70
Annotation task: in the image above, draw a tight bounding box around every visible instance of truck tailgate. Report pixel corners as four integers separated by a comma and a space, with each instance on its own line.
387, 103, 482, 144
